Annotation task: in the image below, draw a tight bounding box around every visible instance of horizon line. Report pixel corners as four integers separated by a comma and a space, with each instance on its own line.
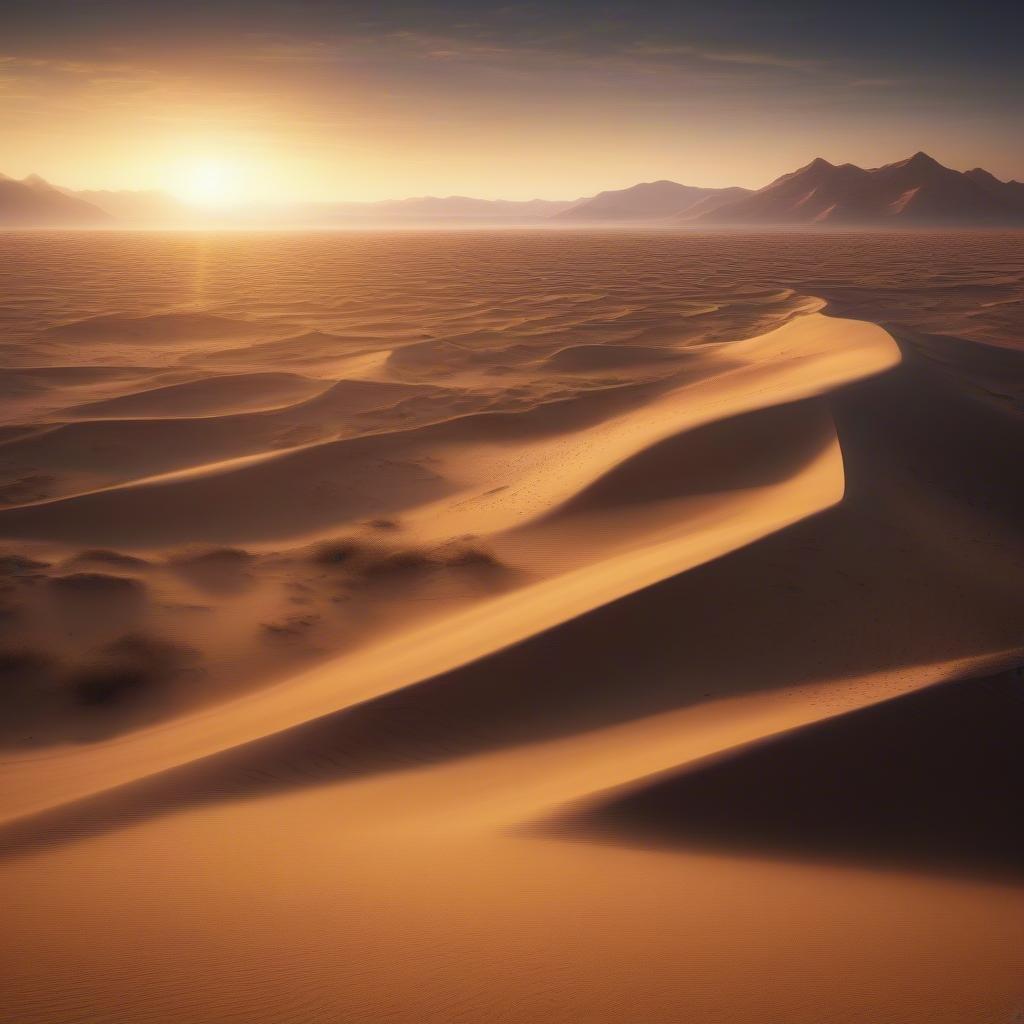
6, 149, 1021, 209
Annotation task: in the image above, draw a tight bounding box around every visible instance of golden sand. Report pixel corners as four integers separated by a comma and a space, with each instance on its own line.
1, 229, 1023, 1023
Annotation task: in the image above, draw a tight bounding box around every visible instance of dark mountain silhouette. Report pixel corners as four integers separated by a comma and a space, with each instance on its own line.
0, 173, 113, 226
673, 186, 755, 222
963, 167, 1024, 212
6, 155, 1023, 228
554, 180, 752, 222
697, 152, 1024, 226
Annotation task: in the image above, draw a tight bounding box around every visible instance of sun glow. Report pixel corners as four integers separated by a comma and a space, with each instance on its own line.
175, 157, 239, 206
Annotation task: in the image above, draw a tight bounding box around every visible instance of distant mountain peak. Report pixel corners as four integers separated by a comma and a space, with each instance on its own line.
555, 179, 750, 222
0, 171, 112, 225
22, 173, 55, 190
965, 166, 1008, 185
888, 151, 947, 174
696, 153, 1024, 227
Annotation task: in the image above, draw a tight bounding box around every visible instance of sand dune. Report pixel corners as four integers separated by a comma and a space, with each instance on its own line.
0, 312, 893, 544
542, 342, 698, 371
1, 229, 1023, 1024
194, 329, 383, 370
0, 377, 456, 504
61, 371, 329, 419
559, 667, 1024, 882
41, 310, 275, 345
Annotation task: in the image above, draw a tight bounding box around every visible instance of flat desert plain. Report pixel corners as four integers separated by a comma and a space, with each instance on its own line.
1, 229, 1023, 1023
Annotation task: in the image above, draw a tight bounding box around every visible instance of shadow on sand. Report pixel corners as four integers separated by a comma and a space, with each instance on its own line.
546, 669, 1024, 885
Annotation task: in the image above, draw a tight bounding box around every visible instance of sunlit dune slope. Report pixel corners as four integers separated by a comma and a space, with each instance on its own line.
0, 309, 898, 814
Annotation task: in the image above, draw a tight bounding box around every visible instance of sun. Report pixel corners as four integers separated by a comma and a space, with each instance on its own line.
176, 157, 239, 206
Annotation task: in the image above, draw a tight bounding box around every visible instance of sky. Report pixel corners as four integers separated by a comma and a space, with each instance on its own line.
1, 0, 1022, 202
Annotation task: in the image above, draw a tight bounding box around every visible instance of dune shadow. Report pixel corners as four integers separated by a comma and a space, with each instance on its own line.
2, 335, 1024, 859
544, 669, 1024, 885
553, 397, 831, 515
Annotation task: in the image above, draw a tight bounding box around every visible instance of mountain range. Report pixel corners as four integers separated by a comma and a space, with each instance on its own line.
696, 152, 1024, 226
0, 174, 113, 226
2, 153, 1023, 228
552, 181, 752, 222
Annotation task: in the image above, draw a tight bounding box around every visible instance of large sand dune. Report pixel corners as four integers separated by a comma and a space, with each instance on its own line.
1, 229, 1023, 1024
555, 667, 1024, 882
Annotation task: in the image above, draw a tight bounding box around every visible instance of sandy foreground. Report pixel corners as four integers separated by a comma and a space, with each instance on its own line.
1, 230, 1023, 1023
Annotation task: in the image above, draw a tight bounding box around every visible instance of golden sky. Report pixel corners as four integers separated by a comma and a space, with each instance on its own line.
2, 2, 1022, 202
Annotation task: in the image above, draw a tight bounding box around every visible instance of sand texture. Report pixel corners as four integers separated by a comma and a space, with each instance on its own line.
1, 229, 1023, 1024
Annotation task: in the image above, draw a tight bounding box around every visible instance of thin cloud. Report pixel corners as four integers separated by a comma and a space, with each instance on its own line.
849, 77, 903, 88
698, 49, 820, 71
625, 42, 819, 72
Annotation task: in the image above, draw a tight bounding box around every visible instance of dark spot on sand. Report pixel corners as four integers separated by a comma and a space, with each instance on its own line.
311, 540, 363, 566
69, 633, 200, 709
442, 546, 503, 569
71, 665, 150, 707
0, 473, 55, 505
48, 572, 145, 596
102, 634, 198, 666
261, 614, 320, 640
0, 553, 51, 576
358, 548, 437, 578
0, 648, 54, 677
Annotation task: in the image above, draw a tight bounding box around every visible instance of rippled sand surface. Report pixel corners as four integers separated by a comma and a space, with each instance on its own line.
1, 230, 1023, 1024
